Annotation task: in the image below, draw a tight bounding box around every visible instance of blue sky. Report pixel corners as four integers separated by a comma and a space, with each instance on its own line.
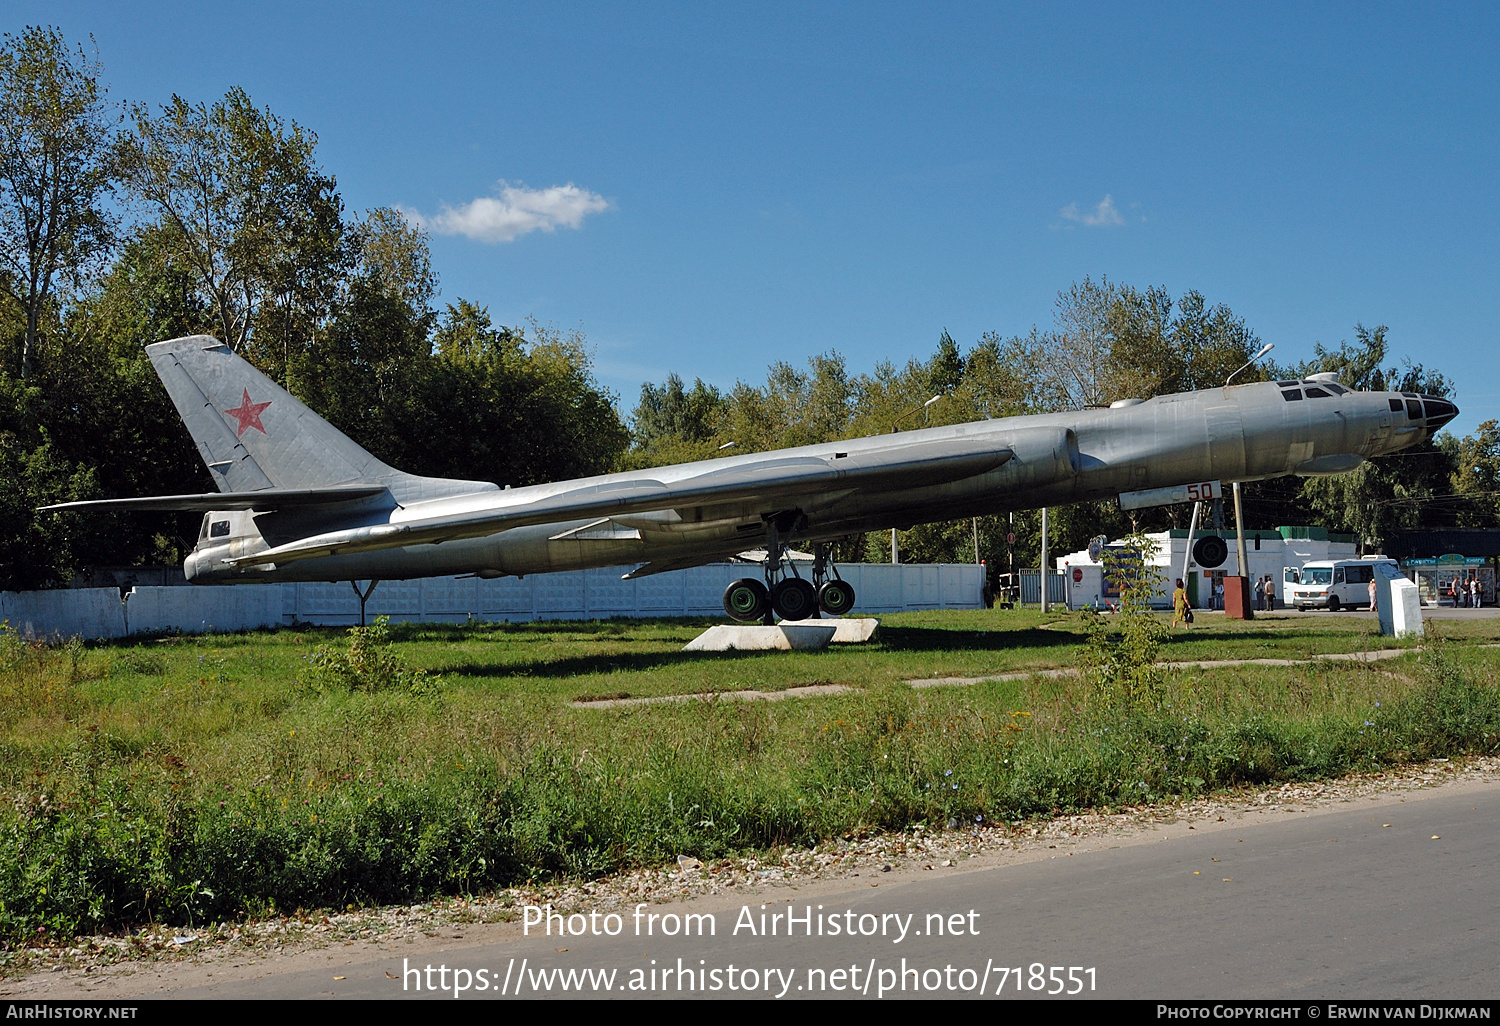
16, 1, 1500, 434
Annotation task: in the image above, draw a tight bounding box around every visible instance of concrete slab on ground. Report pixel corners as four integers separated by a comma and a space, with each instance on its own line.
779, 616, 880, 642
682, 623, 838, 652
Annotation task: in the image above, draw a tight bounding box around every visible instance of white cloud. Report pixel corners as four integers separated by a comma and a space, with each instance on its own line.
414, 182, 609, 243
1058, 194, 1125, 228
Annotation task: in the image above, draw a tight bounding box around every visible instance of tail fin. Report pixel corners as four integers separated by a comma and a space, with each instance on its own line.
146, 335, 497, 502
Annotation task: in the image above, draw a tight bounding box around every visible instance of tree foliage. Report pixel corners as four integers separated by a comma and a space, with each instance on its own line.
117, 87, 345, 361
0, 26, 117, 380
415, 308, 629, 487
1444, 421, 1500, 528
0, 30, 629, 588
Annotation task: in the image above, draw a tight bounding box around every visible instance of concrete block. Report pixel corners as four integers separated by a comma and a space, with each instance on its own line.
682, 623, 838, 652
780, 617, 880, 642
1376, 563, 1423, 639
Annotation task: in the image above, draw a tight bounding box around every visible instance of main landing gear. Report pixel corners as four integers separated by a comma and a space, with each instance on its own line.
721, 527, 856, 623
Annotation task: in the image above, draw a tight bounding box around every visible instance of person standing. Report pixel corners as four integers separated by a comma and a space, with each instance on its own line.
1172, 578, 1191, 629
1213, 577, 1224, 611
1253, 575, 1265, 612
1368, 576, 1378, 612
1471, 577, 1481, 608
1265, 575, 1276, 611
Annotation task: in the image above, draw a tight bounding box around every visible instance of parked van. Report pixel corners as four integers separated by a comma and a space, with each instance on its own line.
1285, 557, 1397, 611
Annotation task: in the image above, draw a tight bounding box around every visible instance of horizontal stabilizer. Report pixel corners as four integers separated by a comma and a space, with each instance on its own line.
220, 438, 1013, 569
41, 486, 390, 513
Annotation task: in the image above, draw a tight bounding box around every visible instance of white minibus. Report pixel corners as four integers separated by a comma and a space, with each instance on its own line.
1285, 557, 1397, 611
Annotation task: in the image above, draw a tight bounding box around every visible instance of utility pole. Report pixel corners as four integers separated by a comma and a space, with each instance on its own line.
1040, 507, 1050, 612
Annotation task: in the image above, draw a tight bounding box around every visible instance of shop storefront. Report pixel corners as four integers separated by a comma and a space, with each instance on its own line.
1401, 555, 1494, 606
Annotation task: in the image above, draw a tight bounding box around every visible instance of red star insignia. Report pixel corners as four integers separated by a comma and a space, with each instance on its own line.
224, 389, 272, 436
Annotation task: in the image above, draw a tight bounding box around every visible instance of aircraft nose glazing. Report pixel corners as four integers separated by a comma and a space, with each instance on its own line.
1420, 395, 1459, 432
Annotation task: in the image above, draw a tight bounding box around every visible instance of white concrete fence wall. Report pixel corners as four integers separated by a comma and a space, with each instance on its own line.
0, 588, 128, 640
0, 563, 986, 639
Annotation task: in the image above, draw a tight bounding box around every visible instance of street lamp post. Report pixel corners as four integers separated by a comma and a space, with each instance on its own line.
889, 395, 942, 565
1225, 343, 1275, 618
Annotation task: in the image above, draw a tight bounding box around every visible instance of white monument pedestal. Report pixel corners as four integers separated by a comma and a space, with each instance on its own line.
782, 617, 880, 643
1375, 563, 1423, 639
682, 618, 879, 652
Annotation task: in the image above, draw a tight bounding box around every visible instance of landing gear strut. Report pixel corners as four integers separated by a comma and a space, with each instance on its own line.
720, 523, 857, 622
810, 542, 856, 617
350, 579, 380, 626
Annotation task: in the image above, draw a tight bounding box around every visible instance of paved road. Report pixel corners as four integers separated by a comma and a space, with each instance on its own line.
143, 780, 1497, 1000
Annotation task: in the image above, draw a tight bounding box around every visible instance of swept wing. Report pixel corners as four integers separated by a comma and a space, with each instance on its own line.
219, 438, 1012, 569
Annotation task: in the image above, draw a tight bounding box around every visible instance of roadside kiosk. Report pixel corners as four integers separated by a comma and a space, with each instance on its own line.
1401, 555, 1494, 607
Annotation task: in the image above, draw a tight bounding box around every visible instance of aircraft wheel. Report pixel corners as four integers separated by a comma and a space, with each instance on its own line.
1327, 595, 1341, 612
771, 578, 819, 621
1192, 535, 1229, 569
817, 580, 856, 616
723, 578, 770, 622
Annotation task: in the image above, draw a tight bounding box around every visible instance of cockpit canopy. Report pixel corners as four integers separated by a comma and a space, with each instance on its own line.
1275, 379, 1349, 400
1274, 379, 1458, 432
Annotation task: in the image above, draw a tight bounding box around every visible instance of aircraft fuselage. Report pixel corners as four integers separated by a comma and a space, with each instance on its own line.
183, 377, 1450, 584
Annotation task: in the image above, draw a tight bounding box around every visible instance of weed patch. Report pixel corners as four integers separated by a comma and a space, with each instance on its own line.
304, 618, 441, 698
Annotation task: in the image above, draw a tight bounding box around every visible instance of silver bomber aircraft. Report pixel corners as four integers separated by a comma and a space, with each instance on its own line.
43, 335, 1456, 622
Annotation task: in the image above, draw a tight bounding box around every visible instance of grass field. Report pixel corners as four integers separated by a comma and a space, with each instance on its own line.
2, 607, 1498, 943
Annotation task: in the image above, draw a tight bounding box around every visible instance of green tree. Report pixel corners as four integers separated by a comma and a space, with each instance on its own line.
415, 307, 629, 486
5, 233, 216, 585
978, 280, 1263, 415
1046, 275, 1119, 409
1445, 421, 1500, 528
0, 26, 117, 380
929, 328, 964, 393
625, 373, 729, 468
1293, 323, 1450, 396
958, 332, 1031, 419
1166, 289, 1262, 391
0, 427, 106, 588
117, 87, 345, 362
432, 298, 506, 364
293, 207, 435, 449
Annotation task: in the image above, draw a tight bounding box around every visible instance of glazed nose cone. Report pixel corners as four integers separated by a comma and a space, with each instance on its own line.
1421, 395, 1459, 431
